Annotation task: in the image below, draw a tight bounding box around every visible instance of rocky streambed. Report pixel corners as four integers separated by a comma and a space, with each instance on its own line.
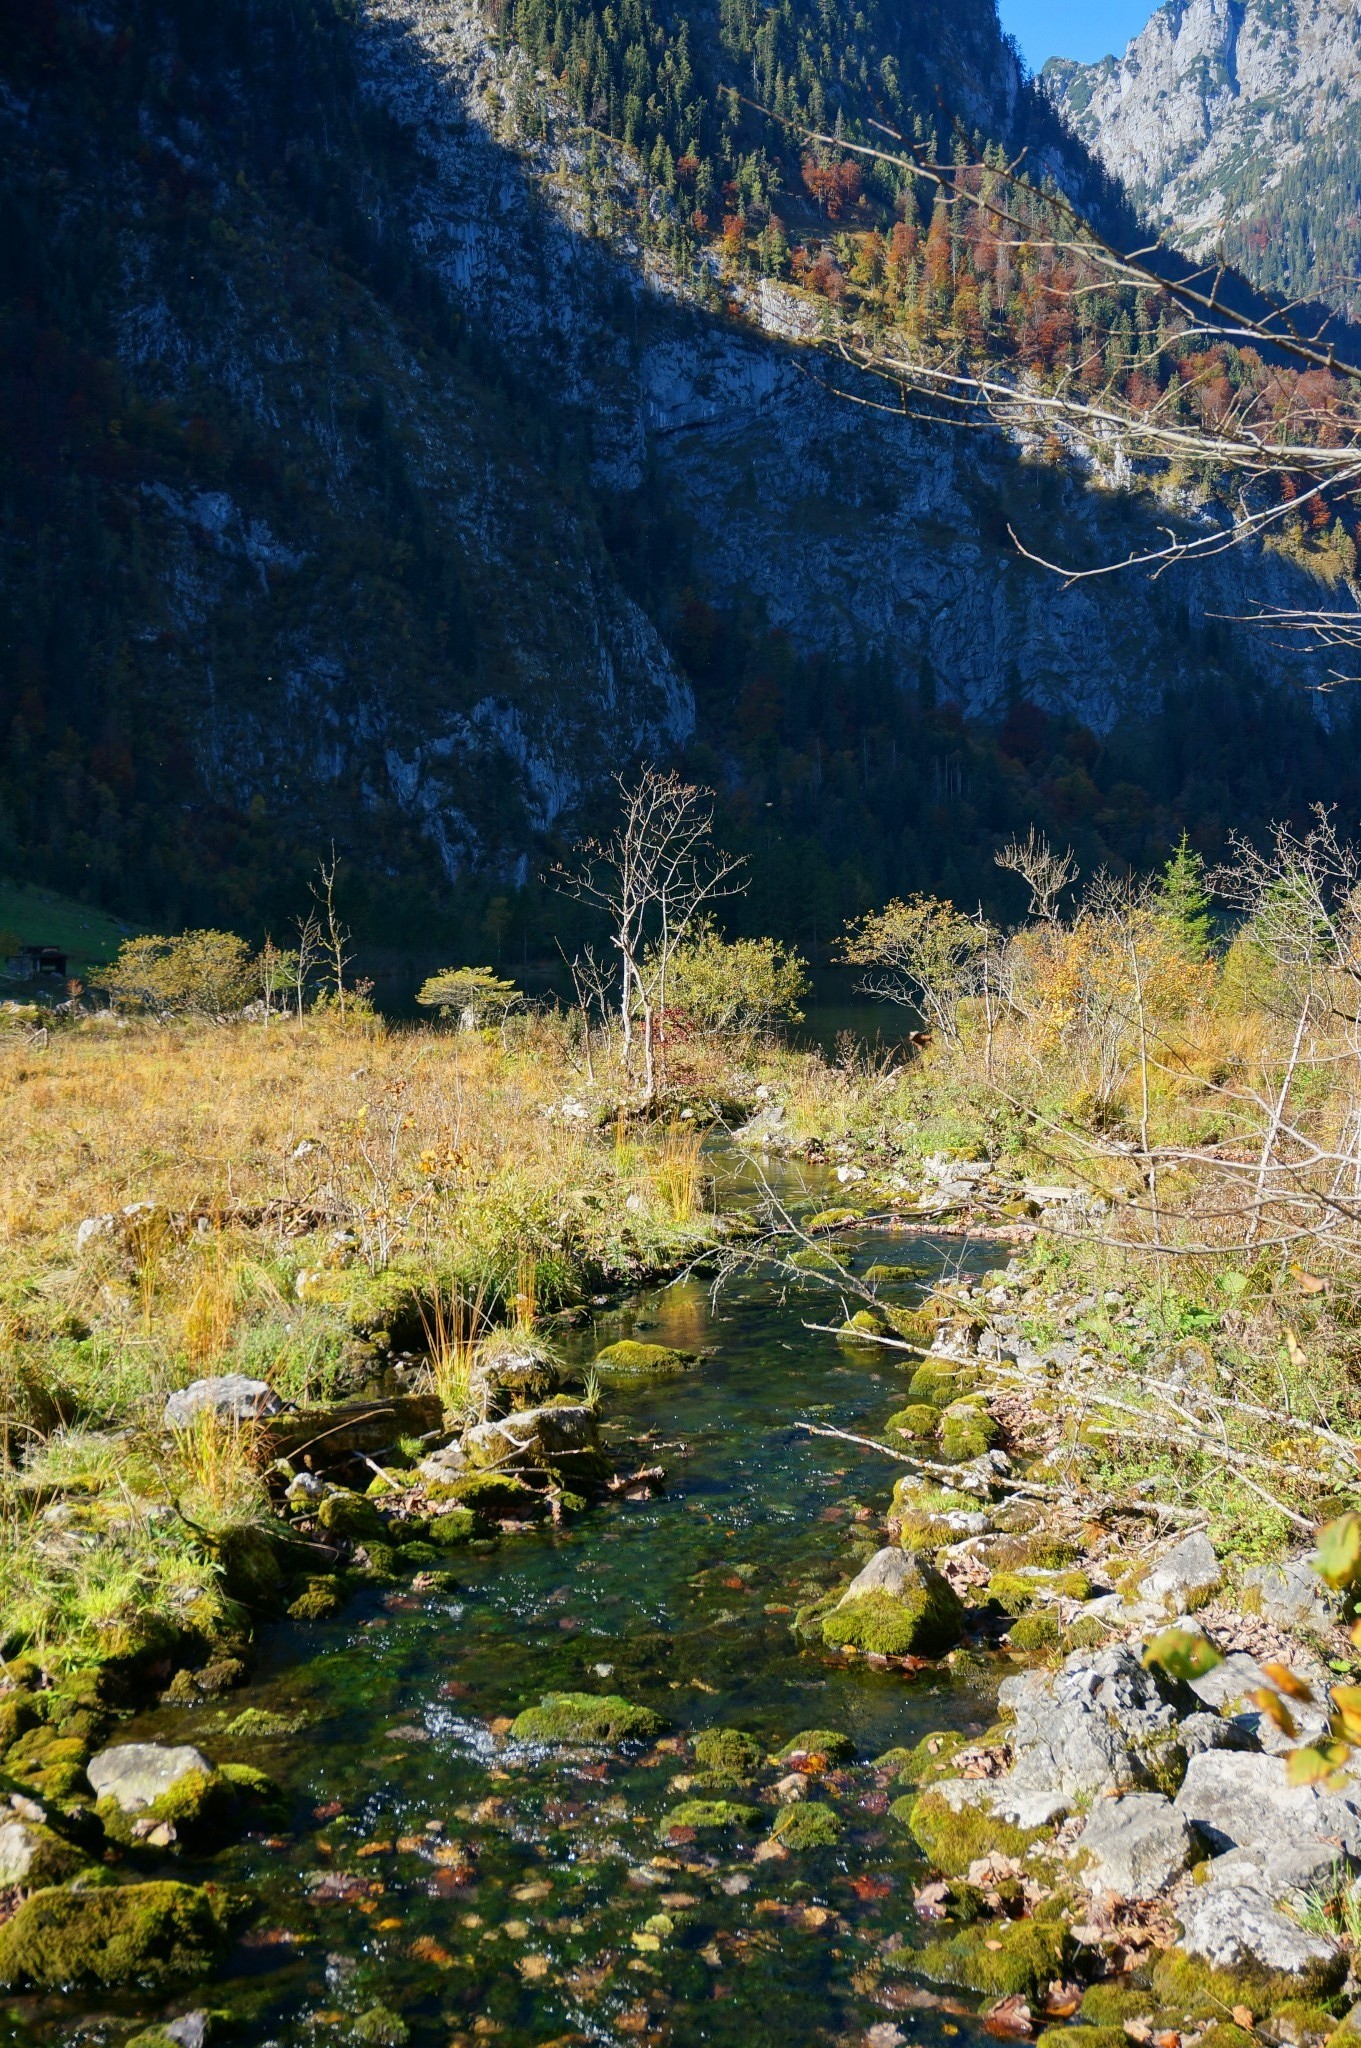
2, 1172, 1358, 2048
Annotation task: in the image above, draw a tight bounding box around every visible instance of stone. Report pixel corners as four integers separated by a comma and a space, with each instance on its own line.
0, 1881, 225, 1990
163, 1376, 284, 1430
592, 1341, 697, 1374
824, 1546, 964, 1657
462, 1402, 599, 1473
1136, 1532, 1221, 1615
509, 1692, 665, 1746
1178, 1883, 1344, 1984
1001, 1645, 1191, 1799
1073, 1791, 1199, 1899
1173, 1750, 1361, 1879
1240, 1557, 1339, 1632
1189, 1654, 1329, 1755
87, 1744, 214, 1815
1201, 1843, 1347, 1901
417, 1442, 467, 1485
932, 1774, 1070, 1829
467, 1345, 560, 1417
75, 1213, 118, 1253
1179, 1711, 1260, 1757
0, 1817, 82, 1889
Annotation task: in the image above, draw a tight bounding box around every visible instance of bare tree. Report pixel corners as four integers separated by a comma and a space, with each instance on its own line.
311, 846, 354, 1017
841, 895, 994, 1044
996, 828, 1077, 925
552, 769, 747, 1099
292, 909, 322, 1019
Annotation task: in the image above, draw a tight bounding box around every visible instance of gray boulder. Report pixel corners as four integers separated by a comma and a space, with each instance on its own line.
467, 1346, 561, 1418
164, 2019, 211, 2048
838, 1547, 924, 1604
1241, 1556, 1339, 1632
1000, 1645, 1191, 1798
1135, 1531, 1221, 1615
164, 1376, 283, 1430
1178, 1710, 1259, 1757
0, 1816, 82, 1887
463, 1402, 599, 1472
87, 1742, 213, 1813
1173, 1749, 1361, 1878
1202, 1842, 1348, 1902
1177, 1882, 1344, 1986
1188, 1652, 1329, 1755
930, 1775, 1069, 1829
1072, 1791, 1199, 1899
418, 1441, 467, 1485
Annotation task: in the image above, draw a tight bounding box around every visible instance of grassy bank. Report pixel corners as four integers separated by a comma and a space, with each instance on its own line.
0, 1009, 732, 1675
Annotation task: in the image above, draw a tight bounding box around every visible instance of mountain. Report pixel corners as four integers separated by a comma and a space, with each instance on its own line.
1044, 0, 1361, 320
2, 0, 1359, 954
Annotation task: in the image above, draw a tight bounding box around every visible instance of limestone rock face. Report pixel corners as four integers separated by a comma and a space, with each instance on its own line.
1044, 0, 1361, 316
163, 1376, 283, 1430
1173, 1748, 1361, 1881
1177, 1881, 1344, 1985
1000, 1646, 1191, 1799
1073, 1791, 1199, 1898
87, 1744, 213, 1815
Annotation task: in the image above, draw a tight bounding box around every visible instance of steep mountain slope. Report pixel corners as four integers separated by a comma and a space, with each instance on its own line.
1044, 0, 1361, 319
2, 0, 1358, 949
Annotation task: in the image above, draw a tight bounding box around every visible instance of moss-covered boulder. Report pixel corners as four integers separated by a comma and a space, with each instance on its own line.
885, 1404, 940, 1441
1154, 1937, 1347, 2013
693, 1728, 764, 1783
776, 1729, 855, 1765
938, 1400, 1000, 1463
428, 1508, 477, 1547
0, 1881, 225, 1990
1037, 2028, 1127, 2048
899, 1787, 1055, 1875
883, 1729, 969, 1788
837, 1309, 888, 1342
1008, 1611, 1061, 1652
658, 1799, 763, 1840
287, 1575, 347, 1622
914, 1917, 1071, 1999
804, 1208, 861, 1233
434, 1472, 546, 1522
316, 1490, 389, 1545
509, 1693, 665, 1746
215, 1522, 285, 1605
771, 1800, 843, 1848
907, 1362, 974, 1406
592, 1340, 698, 1374
822, 1548, 963, 1657
787, 1247, 850, 1273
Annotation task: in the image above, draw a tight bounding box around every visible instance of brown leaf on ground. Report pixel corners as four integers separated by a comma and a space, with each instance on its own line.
982, 1993, 1033, 2037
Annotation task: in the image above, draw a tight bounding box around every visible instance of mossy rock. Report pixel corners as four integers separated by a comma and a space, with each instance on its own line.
592, 1340, 697, 1374
906, 1362, 979, 1405
886, 1405, 940, 1441
1037, 2029, 1127, 2048
900, 1788, 1054, 1876
437, 1473, 546, 1522
0, 1819, 84, 1890
343, 1266, 452, 1352
865, 1264, 929, 1285
1066, 1612, 1115, 1649
1078, 1987, 1158, 2026
97, 1759, 276, 1849
428, 1507, 477, 1547
990, 1536, 1083, 1572
887, 1305, 943, 1348
804, 1208, 862, 1233
0, 1695, 40, 1750
1197, 2028, 1258, 2048
939, 1401, 1000, 1464
658, 1799, 763, 1841
914, 1917, 1071, 1999
215, 1523, 285, 1605
771, 1801, 843, 1849
692, 1728, 764, 1782
316, 1491, 389, 1545
287, 1575, 347, 1622
1007, 1611, 1061, 1653
838, 1309, 888, 1342
509, 1692, 665, 1746
396, 1541, 443, 1571
1154, 1944, 1348, 2013
776, 1729, 855, 1764
0, 1880, 225, 1990
352, 2009, 411, 2048
986, 1570, 1044, 1615
822, 1554, 965, 1657
788, 1247, 850, 1273
886, 1730, 969, 1788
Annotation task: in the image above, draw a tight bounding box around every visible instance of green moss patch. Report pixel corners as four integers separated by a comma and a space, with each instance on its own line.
788, 1247, 850, 1273
693, 1728, 764, 1782
509, 1692, 665, 1746
316, 1492, 389, 1544
287, 1575, 346, 1622
1154, 1944, 1349, 2013
1037, 2028, 1127, 2048
822, 1562, 964, 1658
804, 1209, 862, 1233
899, 1788, 1055, 1875
592, 1340, 697, 1374
776, 1729, 855, 1764
0, 1880, 225, 1990
658, 1799, 763, 1840
886, 1730, 969, 1788
436, 1473, 546, 1521
771, 1800, 843, 1848
914, 1917, 1071, 1999
886, 1405, 940, 1440
939, 1400, 1000, 1463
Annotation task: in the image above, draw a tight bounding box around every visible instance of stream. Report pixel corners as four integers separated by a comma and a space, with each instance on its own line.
19, 1161, 1013, 2048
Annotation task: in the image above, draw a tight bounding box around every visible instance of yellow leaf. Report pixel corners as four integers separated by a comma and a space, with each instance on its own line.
1250, 1688, 1298, 1739
1333, 1686, 1361, 1744
1261, 1661, 1314, 1704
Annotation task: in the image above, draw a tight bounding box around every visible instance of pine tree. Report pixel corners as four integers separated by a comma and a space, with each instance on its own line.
1156, 834, 1213, 961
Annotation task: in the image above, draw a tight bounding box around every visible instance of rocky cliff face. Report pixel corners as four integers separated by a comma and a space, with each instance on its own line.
1044, 0, 1361, 317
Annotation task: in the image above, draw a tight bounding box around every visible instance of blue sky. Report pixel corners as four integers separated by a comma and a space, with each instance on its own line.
996, 0, 1155, 70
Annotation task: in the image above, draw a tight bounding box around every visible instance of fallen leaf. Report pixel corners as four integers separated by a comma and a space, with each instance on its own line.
1231, 2010, 1254, 2031
410, 1937, 456, 1967
519, 1953, 551, 1980
982, 1994, 1032, 2037
852, 1875, 894, 1902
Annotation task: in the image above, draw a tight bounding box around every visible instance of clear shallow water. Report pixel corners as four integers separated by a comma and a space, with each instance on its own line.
17, 1165, 1011, 2048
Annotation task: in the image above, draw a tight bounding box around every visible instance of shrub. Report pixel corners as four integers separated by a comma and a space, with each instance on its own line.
105, 932, 261, 1017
